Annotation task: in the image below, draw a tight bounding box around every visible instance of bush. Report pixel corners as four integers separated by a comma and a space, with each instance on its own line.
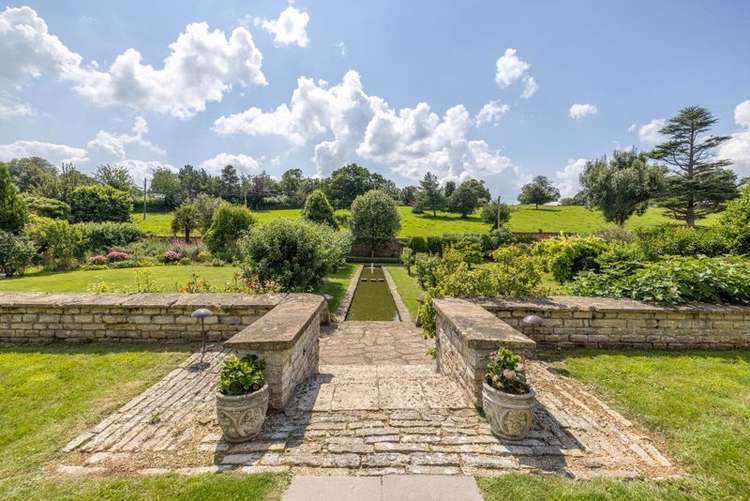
635, 226, 730, 260
217, 354, 265, 396
204, 203, 255, 261
0, 231, 35, 277
106, 250, 130, 262
69, 184, 133, 223
194, 193, 223, 233
480, 227, 515, 254
449, 239, 484, 267
239, 219, 329, 292
414, 253, 441, 289
88, 255, 107, 265
79, 222, 144, 252
22, 194, 71, 220
400, 247, 415, 274
490, 245, 544, 297
486, 348, 529, 395
171, 202, 200, 242
0, 163, 26, 233
426, 236, 442, 255
23, 216, 85, 270
163, 250, 183, 263
315, 224, 352, 273
541, 237, 608, 283
302, 189, 337, 228
408, 236, 428, 253
720, 185, 750, 253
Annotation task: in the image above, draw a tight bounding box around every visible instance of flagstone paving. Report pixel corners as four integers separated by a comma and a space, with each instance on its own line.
319, 321, 433, 365
59, 323, 679, 480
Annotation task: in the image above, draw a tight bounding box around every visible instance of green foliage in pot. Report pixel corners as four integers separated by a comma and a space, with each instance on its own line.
217, 354, 266, 396
486, 348, 530, 395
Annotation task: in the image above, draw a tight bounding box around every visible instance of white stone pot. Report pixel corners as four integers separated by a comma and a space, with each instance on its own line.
216, 384, 269, 443
482, 381, 535, 440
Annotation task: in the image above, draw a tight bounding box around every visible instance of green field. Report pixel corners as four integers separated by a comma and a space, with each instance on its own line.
135, 205, 719, 238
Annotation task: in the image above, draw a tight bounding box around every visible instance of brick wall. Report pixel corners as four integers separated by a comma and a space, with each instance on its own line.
478, 296, 750, 350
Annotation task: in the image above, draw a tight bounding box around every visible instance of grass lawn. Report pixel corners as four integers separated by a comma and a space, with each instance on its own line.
0, 344, 285, 500
480, 350, 750, 500
135, 205, 719, 239
385, 265, 421, 319
320, 263, 357, 313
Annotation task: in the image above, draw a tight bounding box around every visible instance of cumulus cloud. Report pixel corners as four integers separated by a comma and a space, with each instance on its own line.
719, 100, 750, 175
569, 103, 598, 120
255, 5, 310, 47
214, 70, 519, 182
495, 48, 529, 87
475, 100, 510, 127
121, 159, 176, 185
199, 153, 261, 175
87, 116, 164, 159
635, 118, 667, 145
0, 6, 266, 118
555, 158, 587, 198
0, 98, 34, 118
0, 140, 88, 164
521, 76, 538, 99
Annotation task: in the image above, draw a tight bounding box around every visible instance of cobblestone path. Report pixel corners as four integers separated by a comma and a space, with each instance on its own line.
60, 323, 679, 480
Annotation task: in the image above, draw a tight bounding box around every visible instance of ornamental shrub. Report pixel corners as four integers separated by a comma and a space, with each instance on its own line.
171, 202, 200, 242
22, 194, 71, 220
400, 247, 415, 275
217, 354, 265, 396
315, 224, 352, 274
302, 189, 337, 228
414, 253, 441, 289
106, 250, 129, 262
547, 237, 608, 283
23, 216, 85, 270
720, 185, 750, 253
89, 255, 107, 265
79, 222, 144, 252
408, 236, 428, 253
486, 348, 529, 395
426, 236, 442, 255
239, 219, 329, 292
204, 203, 255, 261
0, 163, 26, 233
0, 231, 35, 277
635, 225, 730, 260
69, 184, 133, 223
163, 250, 183, 263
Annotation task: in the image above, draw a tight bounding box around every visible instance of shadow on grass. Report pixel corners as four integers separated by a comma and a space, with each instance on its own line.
0, 342, 194, 357
538, 348, 750, 365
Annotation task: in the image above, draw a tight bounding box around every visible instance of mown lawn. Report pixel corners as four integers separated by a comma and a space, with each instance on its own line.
480, 350, 750, 500
135, 205, 719, 238
385, 265, 421, 318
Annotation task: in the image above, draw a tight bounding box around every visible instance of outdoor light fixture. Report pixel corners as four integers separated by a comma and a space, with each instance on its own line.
522, 314, 544, 327
191, 308, 213, 367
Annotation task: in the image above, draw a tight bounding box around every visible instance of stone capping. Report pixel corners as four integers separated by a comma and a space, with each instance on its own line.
475, 295, 750, 314
433, 297, 536, 351
0, 291, 284, 309
224, 294, 326, 351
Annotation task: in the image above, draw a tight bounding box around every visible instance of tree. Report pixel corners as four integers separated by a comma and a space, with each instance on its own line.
178, 164, 210, 198
219, 165, 241, 202
194, 193, 223, 233
204, 203, 255, 260
95, 164, 134, 193
481, 198, 511, 230
151, 167, 182, 209
279, 168, 304, 196
68, 185, 132, 223
461, 178, 492, 204
58, 164, 97, 203
171, 202, 200, 242
399, 186, 418, 206
580, 149, 665, 226
323, 164, 394, 209
443, 181, 456, 199
650, 106, 738, 227
417, 172, 445, 216
350, 190, 401, 257
302, 189, 337, 228
518, 176, 560, 208
448, 180, 482, 217
6, 157, 59, 197
0, 164, 27, 233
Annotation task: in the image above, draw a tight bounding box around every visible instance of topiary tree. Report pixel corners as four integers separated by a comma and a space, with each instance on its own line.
69, 184, 132, 223
0, 163, 27, 233
302, 189, 337, 228
204, 203, 255, 260
239, 219, 328, 291
518, 176, 560, 208
171, 202, 200, 243
350, 190, 401, 258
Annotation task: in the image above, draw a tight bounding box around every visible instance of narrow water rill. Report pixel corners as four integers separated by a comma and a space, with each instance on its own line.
345, 265, 399, 321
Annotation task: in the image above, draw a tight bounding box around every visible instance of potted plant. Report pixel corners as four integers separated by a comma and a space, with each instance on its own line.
482, 348, 535, 440
216, 354, 269, 443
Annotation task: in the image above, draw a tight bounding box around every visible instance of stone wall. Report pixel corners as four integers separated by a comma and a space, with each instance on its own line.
433, 298, 535, 408
0, 292, 281, 344
477, 296, 750, 350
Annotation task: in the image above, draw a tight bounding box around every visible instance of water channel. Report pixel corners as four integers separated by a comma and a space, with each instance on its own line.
345, 266, 400, 321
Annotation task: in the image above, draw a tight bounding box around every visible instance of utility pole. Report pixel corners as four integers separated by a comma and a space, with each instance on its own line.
143, 177, 147, 221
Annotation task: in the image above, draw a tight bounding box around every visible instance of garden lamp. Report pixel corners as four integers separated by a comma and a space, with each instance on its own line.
191, 308, 213, 365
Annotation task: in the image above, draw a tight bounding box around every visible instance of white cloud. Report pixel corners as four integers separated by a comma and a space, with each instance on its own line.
635, 118, 667, 145
199, 153, 261, 175
0, 98, 34, 118
215, 70, 520, 182
87, 116, 164, 159
521, 76, 538, 99
569, 103, 598, 120
0, 6, 266, 118
555, 158, 587, 198
495, 48, 530, 88
335, 41, 347, 57
719, 100, 750, 175
0, 140, 88, 164
475, 100, 510, 127
122, 160, 175, 186
255, 5, 310, 48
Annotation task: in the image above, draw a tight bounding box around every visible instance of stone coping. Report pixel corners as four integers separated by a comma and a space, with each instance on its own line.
0, 291, 284, 308
474, 295, 750, 314
224, 295, 326, 351
382, 266, 411, 322
433, 298, 536, 350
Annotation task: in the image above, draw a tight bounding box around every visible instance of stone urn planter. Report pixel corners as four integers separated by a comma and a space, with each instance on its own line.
482, 381, 535, 440
216, 384, 269, 443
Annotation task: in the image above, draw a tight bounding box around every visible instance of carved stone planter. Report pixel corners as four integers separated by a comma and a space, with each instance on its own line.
216, 384, 269, 443
482, 381, 535, 440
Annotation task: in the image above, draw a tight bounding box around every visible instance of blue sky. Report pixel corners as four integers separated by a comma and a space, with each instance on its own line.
1, 0, 749, 200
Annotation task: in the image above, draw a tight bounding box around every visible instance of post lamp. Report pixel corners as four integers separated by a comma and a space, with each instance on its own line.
191, 308, 213, 366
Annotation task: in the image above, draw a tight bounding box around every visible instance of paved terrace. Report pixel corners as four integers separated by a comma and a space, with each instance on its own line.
60, 321, 677, 480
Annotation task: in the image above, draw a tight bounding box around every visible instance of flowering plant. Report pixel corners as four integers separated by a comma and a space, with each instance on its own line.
89, 255, 107, 265
163, 250, 183, 263
106, 250, 130, 262
486, 348, 530, 395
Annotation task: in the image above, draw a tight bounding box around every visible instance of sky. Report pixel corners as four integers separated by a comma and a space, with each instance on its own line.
0, 0, 749, 201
